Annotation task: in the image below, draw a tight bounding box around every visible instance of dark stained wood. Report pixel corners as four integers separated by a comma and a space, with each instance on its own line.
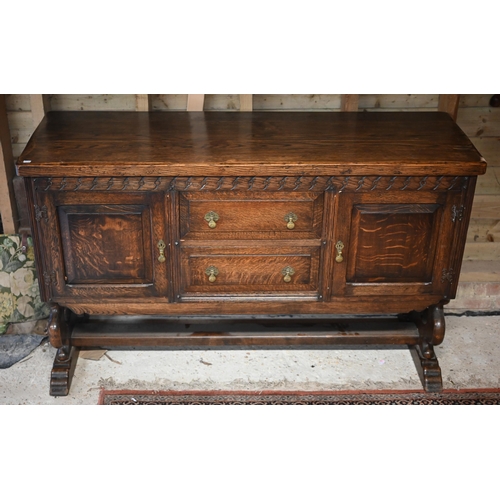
349, 204, 438, 282
46, 295, 450, 316
30, 174, 476, 193
179, 191, 324, 240
12, 176, 31, 234
179, 244, 321, 297
46, 303, 80, 396
70, 316, 420, 348
410, 345, 443, 393
50, 345, 80, 396
17, 111, 487, 396
447, 177, 478, 299
59, 204, 151, 283
17, 111, 486, 177
332, 190, 462, 298
47, 303, 65, 348
410, 303, 446, 392
35, 190, 169, 300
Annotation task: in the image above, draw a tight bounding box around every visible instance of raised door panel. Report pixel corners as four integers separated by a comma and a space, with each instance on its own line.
332, 191, 462, 297
34, 191, 169, 300
59, 204, 153, 284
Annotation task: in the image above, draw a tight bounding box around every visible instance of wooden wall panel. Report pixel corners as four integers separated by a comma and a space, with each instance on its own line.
5, 94, 31, 111
341, 94, 359, 111
0, 96, 18, 233
150, 95, 189, 110
49, 94, 137, 111
469, 137, 500, 168
6, 111, 33, 146
467, 220, 500, 242
135, 94, 150, 111
475, 167, 500, 195
239, 94, 253, 111
438, 94, 460, 120
457, 107, 500, 138
358, 94, 439, 110
30, 94, 51, 128
6, 109, 33, 159
186, 94, 205, 111
459, 96, 500, 271
460, 95, 492, 107
203, 94, 253, 110
253, 94, 342, 110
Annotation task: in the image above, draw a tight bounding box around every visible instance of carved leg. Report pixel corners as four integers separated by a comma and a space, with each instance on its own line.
47, 303, 64, 348
410, 303, 445, 393
50, 345, 80, 397
46, 303, 79, 396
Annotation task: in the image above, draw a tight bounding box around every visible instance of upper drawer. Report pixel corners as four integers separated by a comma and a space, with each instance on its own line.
179, 191, 324, 240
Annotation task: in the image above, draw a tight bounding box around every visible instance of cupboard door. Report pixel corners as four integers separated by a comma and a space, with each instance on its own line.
34, 191, 169, 300
332, 191, 462, 297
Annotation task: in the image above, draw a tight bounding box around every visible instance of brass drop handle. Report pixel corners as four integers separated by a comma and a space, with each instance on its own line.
335, 240, 344, 263
204, 211, 220, 229
284, 212, 298, 230
157, 239, 166, 263
282, 266, 295, 283
205, 266, 219, 283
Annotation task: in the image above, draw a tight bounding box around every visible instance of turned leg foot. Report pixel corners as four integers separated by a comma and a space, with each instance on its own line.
50, 345, 80, 396
410, 343, 442, 393
410, 303, 445, 393
47, 303, 79, 396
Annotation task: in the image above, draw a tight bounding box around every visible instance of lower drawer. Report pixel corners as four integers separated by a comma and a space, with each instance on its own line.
178, 245, 321, 298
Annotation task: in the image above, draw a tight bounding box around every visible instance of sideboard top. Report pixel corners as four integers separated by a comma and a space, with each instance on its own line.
17, 111, 487, 177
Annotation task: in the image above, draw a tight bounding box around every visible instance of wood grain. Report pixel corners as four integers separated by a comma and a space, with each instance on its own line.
18, 110, 486, 396
60, 208, 149, 283
239, 95, 252, 111
179, 191, 323, 240
48, 94, 137, 111
438, 95, 460, 121
186, 94, 205, 111
359, 94, 438, 109
30, 95, 51, 128
0, 95, 18, 233
475, 167, 500, 195
457, 107, 500, 138
348, 204, 438, 282
341, 94, 359, 111
17, 111, 486, 177
135, 95, 150, 111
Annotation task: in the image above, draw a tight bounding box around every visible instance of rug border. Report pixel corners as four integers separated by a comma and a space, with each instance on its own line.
97, 387, 500, 405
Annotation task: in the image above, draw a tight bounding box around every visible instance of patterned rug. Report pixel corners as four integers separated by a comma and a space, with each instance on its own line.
99, 389, 500, 405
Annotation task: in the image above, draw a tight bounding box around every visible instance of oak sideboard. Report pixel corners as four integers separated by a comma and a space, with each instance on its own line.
17, 111, 486, 396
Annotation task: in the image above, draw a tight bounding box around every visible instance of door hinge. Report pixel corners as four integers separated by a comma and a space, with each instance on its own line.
43, 271, 57, 287
451, 204, 465, 223
34, 204, 49, 223
441, 268, 455, 284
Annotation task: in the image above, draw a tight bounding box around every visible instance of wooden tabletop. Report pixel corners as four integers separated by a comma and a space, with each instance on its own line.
17, 111, 487, 177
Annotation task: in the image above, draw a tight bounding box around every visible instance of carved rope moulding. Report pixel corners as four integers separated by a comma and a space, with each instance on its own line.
33, 176, 468, 193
